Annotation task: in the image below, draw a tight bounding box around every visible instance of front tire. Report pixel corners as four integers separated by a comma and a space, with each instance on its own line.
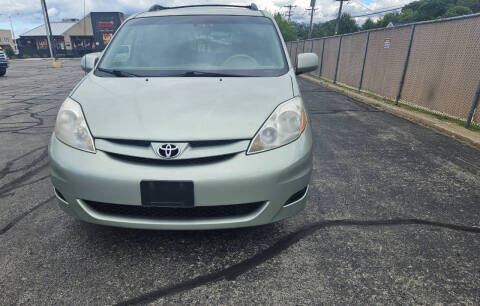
0, 68, 6, 76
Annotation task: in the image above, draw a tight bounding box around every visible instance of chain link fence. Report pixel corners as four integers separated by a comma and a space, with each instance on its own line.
286, 13, 480, 127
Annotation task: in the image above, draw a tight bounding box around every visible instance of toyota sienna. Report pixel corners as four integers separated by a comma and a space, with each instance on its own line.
48, 3, 318, 230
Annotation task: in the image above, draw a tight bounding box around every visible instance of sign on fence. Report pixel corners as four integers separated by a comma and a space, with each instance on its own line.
384, 38, 391, 49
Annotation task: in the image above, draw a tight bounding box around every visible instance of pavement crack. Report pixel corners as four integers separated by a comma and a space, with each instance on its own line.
0, 196, 54, 235
0, 146, 47, 179
114, 218, 480, 305
0, 175, 50, 196
0, 92, 60, 134
0, 147, 49, 197
309, 109, 380, 115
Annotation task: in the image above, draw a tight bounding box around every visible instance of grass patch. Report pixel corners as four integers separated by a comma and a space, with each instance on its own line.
306, 74, 480, 132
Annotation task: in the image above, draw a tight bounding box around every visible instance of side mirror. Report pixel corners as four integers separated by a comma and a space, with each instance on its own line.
296, 53, 319, 75
81, 52, 101, 72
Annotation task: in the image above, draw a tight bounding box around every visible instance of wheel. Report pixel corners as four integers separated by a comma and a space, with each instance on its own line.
0, 68, 6, 76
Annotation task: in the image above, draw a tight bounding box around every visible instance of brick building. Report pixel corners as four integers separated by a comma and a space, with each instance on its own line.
0, 29, 15, 53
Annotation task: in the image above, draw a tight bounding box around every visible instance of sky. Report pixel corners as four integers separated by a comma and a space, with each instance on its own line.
0, 0, 414, 38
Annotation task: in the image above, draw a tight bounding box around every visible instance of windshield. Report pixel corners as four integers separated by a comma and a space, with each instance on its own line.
95, 15, 288, 77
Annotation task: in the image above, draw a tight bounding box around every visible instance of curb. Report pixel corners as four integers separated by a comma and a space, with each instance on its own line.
301, 74, 480, 151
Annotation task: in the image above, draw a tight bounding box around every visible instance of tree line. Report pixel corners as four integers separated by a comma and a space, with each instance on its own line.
275, 0, 480, 41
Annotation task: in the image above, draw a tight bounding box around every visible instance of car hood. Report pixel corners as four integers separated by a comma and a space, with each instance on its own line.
71, 73, 294, 141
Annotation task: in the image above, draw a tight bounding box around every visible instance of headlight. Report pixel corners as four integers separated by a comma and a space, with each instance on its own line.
54, 97, 95, 153
247, 96, 307, 154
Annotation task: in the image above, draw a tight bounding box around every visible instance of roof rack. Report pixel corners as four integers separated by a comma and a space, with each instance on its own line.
148, 3, 259, 12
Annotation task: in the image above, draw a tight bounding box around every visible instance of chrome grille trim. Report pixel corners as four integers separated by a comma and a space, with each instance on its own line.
95, 138, 250, 160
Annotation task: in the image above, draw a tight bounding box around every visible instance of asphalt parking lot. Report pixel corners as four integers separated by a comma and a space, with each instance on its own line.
1, 59, 479, 305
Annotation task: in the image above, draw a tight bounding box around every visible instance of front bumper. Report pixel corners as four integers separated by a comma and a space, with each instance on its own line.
48, 127, 313, 230
0, 62, 8, 68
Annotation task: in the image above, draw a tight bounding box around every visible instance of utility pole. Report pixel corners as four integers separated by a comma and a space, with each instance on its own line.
40, 0, 55, 58
334, 0, 349, 35
8, 16, 18, 54
306, 0, 317, 39
283, 4, 296, 21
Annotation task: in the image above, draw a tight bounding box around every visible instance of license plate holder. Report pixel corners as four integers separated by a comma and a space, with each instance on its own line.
140, 181, 194, 208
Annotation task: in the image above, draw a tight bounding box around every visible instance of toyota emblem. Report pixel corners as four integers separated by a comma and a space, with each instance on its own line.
158, 144, 180, 158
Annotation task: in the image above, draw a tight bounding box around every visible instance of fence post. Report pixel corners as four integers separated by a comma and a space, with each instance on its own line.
318, 38, 325, 77
395, 24, 415, 105
302, 40, 306, 53
294, 40, 299, 68
358, 31, 370, 92
465, 80, 480, 128
333, 35, 343, 84
310, 39, 314, 52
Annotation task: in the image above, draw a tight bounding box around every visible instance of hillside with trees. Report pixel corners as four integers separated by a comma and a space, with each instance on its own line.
275, 0, 480, 41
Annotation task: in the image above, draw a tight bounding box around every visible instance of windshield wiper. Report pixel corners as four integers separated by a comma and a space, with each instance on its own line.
97, 68, 247, 78
96, 67, 140, 77
175, 71, 249, 77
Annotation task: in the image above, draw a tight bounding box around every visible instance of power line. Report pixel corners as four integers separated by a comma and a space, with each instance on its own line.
372, 3, 409, 11
351, 6, 404, 18
352, 0, 373, 12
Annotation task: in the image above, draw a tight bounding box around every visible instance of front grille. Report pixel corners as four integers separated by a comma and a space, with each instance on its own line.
84, 200, 265, 219
106, 151, 237, 165
104, 138, 242, 148
188, 140, 241, 147
104, 138, 150, 147
97, 138, 249, 163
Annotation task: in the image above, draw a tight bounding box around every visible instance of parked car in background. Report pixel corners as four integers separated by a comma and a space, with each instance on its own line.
49, 3, 319, 230
0, 47, 8, 76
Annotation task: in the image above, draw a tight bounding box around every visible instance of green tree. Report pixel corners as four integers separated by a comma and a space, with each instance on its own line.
293, 23, 309, 40
442, 5, 473, 17
313, 20, 336, 37
311, 22, 332, 38
416, 0, 453, 20
337, 13, 359, 34
403, 0, 424, 12
307, 14, 358, 38
457, 0, 480, 11
274, 13, 297, 42
361, 18, 377, 30
398, 9, 418, 22
375, 12, 401, 27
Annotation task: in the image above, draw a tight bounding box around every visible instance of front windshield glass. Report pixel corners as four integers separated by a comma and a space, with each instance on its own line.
95, 15, 288, 77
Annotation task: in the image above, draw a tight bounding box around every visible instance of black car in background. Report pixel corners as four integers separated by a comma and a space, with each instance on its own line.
0, 49, 8, 76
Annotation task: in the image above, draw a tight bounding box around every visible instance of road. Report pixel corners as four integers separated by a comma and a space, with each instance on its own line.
1, 59, 479, 305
